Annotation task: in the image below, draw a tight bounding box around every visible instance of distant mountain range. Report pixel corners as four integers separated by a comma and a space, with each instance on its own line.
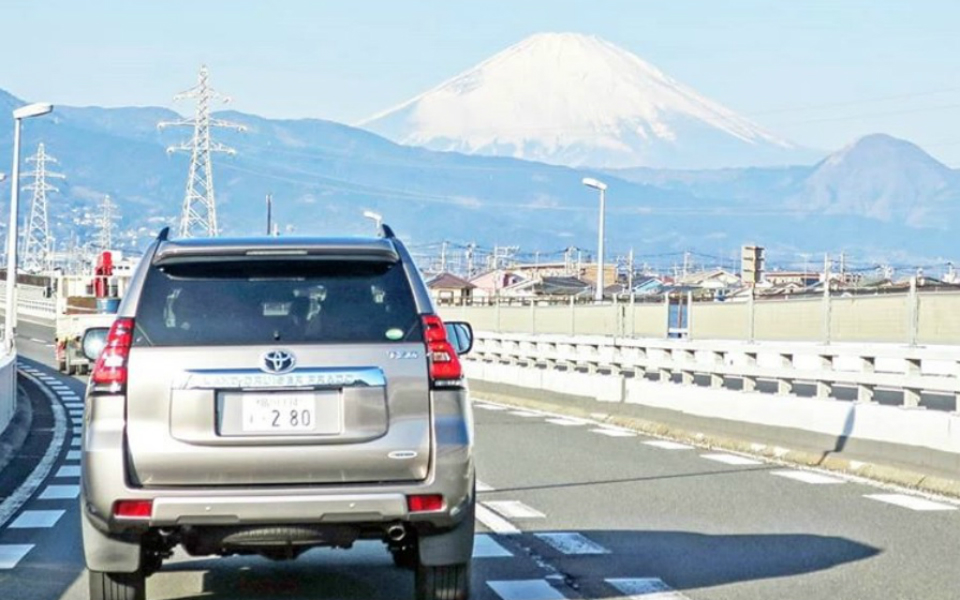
360, 33, 820, 169
0, 87, 958, 266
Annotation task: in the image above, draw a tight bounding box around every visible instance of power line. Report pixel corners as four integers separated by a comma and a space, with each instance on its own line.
159, 65, 246, 238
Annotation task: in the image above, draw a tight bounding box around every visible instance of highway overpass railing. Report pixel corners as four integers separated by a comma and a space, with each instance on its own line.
464, 331, 960, 458
0, 350, 16, 435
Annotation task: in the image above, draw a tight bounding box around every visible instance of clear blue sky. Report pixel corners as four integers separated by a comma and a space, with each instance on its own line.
2, 0, 959, 164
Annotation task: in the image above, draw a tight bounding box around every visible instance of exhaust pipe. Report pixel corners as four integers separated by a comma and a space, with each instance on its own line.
386, 524, 407, 542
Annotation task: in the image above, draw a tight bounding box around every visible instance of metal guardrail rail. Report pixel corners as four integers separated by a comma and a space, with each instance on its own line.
470, 332, 960, 412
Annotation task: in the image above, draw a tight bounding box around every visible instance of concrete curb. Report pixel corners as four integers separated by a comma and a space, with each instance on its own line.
0, 380, 33, 476
473, 390, 960, 500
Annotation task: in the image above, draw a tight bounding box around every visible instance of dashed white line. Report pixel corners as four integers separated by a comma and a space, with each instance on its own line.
65, 450, 81, 461
487, 580, 566, 600
38, 484, 80, 500
473, 534, 513, 558
475, 404, 508, 411
477, 480, 494, 492
29, 338, 47, 344
475, 503, 520, 535
864, 494, 958, 511
0, 545, 34, 569
485, 500, 545, 519
545, 418, 587, 427
9, 509, 65, 529
509, 410, 543, 418
606, 578, 691, 599
644, 441, 693, 450
701, 453, 763, 466
772, 470, 845, 485
55, 466, 81, 478
535, 532, 610, 555
590, 428, 637, 438
70, 437, 81, 448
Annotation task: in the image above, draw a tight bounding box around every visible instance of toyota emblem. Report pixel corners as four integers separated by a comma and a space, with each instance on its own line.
261, 349, 296, 374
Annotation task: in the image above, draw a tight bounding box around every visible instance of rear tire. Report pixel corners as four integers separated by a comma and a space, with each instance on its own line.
415, 562, 470, 600
88, 569, 145, 600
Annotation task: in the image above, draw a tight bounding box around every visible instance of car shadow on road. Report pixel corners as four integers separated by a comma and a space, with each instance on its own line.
152, 528, 880, 599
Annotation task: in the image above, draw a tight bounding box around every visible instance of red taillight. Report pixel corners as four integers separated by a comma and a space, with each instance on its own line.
407, 494, 444, 513
113, 499, 153, 519
421, 315, 462, 387
91, 318, 134, 393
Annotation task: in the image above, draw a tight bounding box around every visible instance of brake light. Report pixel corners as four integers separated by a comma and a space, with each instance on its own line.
421, 315, 462, 387
407, 494, 444, 513
90, 318, 135, 393
113, 499, 153, 519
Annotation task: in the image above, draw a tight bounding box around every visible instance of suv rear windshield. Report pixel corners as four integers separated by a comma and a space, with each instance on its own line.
133, 259, 422, 347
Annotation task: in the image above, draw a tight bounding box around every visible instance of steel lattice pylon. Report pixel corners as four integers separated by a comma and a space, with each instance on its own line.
159, 65, 245, 238
21, 143, 64, 273
94, 194, 119, 252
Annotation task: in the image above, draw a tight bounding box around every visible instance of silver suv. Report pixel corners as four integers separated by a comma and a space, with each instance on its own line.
80, 226, 476, 600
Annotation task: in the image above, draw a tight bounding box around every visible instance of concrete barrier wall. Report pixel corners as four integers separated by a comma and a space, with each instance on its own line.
440, 291, 960, 345
0, 351, 16, 435
690, 302, 748, 340
918, 293, 960, 345
831, 295, 907, 343
754, 298, 822, 342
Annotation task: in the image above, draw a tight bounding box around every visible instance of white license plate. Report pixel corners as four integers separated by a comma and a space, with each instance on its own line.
241, 394, 318, 433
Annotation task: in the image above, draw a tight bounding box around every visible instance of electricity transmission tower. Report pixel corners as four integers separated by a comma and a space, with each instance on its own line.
158, 65, 245, 238
94, 194, 119, 252
22, 143, 64, 273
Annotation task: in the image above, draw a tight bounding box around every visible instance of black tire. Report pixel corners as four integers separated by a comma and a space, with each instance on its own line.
88, 569, 145, 600
391, 542, 418, 570
415, 562, 470, 600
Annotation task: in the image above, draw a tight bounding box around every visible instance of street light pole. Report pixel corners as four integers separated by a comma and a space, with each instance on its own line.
5, 103, 53, 350
582, 177, 608, 303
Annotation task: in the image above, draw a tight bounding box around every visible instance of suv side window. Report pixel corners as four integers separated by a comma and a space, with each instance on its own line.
133, 259, 422, 346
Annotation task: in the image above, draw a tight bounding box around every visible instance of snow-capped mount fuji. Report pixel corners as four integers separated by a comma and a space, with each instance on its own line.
360, 32, 816, 169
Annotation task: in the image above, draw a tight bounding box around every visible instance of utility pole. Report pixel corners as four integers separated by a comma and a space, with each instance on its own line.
159, 65, 246, 238
628, 247, 634, 292
22, 143, 64, 273
465, 243, 475, 278
440, 241, 448, 273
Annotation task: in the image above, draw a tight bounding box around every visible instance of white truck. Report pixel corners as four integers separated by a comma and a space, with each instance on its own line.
55, 307, 117, 375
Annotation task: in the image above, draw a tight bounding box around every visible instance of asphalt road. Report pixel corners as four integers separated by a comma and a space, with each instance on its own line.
0, 320, 959, 599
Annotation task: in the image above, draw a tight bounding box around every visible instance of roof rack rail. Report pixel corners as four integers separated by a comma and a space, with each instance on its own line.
157, 226, 170, 242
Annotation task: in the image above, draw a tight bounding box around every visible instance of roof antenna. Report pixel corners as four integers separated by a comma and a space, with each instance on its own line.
362, 210, 384, 237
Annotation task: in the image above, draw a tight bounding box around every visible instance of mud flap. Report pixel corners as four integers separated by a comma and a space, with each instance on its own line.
81, 506, 142, 573
418, 497, 475, 567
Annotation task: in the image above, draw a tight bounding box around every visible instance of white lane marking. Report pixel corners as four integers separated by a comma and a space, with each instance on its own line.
70, 436, 81, 448
29, 338, 47, 344
701, 453, 763, 466
473, 534, 513, 558
487, 580, 567, 600
0, 545, 34, 569
772, 470, 845, 485
589, 428, 637, 437
545, 418, 587, 427
509, 410, 543, 418
68, 410, 83, 416
49, 384, 70, 389
864, 494, 958, 511
475, 503, 520, 535
66, 450, 81, 461
71, 418, 83, 427
475, 404, 508, 411
606, 578, 691, 599
55, 466, 81, 478
644, 440, 693, 450
38, 484, 80, 500
62, 402, 83, 408
485, 500, 545, 519
535, 532, 610, 555
9, 509, 65, 529
477, 480, 494, 492
0, 377, 67, 528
